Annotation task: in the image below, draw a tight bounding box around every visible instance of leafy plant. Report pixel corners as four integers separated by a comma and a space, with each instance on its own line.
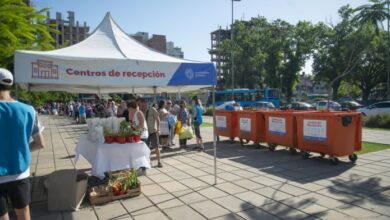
103, 127, 111, 136
363, 113, 390, 129
108, 169, 138, 193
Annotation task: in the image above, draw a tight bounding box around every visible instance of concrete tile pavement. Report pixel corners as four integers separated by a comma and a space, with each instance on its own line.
23, 115, 390, 219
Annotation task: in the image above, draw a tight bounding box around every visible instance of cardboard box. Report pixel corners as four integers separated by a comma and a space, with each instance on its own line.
47, 169, 88, 211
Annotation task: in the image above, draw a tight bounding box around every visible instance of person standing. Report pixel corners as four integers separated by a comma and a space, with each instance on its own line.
192, 96, 204, 151
165, 100, 177, 147
127, 101, 148, 139
79, 102, 86, 124
178, 100, 190, 148
0, 68, 45, 220
157, 100, 170, 150
117, 101, 127, 118
136, 98, 163, 168
107, 101, 117, 117
74, 102, 80, 123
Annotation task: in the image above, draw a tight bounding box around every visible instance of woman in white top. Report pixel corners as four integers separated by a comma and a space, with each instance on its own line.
107, 101, 118, 117
157, 100, 170, 149
127, 100, 148, 140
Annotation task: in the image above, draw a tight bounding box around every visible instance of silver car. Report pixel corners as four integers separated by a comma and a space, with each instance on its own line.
254, 101, 275, 110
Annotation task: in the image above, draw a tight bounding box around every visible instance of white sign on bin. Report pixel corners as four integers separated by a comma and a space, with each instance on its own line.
240, 118, 251, 132
303, 119, 327, 142
269, 117, 286, 136
216, 116, 227, 129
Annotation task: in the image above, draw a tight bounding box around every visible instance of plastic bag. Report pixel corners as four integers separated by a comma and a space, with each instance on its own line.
179, 125, 193, 140
175, 120, 182, 135
168, 114, 177, 126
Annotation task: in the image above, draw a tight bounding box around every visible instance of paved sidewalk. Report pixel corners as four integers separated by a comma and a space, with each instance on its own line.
362, 129, 390, 145
26, 115, 390, 220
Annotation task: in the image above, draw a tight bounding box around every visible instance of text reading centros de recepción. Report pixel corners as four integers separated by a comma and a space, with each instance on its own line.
66, 68, 166, 79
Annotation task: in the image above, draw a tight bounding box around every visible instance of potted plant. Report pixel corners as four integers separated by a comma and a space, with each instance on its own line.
125, 129, 134, 143
104, 127, 114, 144
133, 128, 144, 142
116, 131, 127, 144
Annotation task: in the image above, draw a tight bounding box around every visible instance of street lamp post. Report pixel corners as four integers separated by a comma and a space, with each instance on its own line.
231, 0, 240, 101
387, 0, 390, 100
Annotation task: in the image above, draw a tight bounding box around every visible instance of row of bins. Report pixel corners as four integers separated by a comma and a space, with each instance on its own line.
215, 110, 362, 165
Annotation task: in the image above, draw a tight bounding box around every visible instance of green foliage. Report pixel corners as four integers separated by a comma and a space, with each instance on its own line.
10, 86, 76, 107
363, 113, 390, 129
338, 81, 361, 98
219, 17, 318, 100
0, 0, 55, 69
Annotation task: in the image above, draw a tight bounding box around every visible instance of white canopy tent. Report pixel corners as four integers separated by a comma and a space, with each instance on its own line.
14, 12, 216, 94
14, 12, 219, 184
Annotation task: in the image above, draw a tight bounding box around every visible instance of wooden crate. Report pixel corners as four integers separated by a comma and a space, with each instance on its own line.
89, 185, 112, 205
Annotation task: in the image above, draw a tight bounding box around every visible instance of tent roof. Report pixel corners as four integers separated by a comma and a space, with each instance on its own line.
14, 12, 216, 94
19, 13, 195, 62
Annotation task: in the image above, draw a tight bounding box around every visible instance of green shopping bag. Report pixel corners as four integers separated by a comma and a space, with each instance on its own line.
179, 125, 193, 140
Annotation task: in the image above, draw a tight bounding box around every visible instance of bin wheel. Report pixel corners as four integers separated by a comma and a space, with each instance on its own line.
229, 137, 235, 144
240, 138, 244, 146
289, 148, 297, 154
330, 157, 339, 165
349, 154, 358, 162
217, 136, 220, 142
320, 153, 326, 158
267, 143, 277, 151
302, 152, 310, 159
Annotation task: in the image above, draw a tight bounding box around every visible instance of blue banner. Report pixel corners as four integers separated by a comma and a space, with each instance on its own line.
168, 63, 217, 86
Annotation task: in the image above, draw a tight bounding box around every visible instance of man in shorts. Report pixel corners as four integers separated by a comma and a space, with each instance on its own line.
0, 68, 45, 220
136, 98, 163, 168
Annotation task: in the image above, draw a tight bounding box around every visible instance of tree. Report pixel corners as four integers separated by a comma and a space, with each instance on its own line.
0, 0, 55, 70
218, 17, 316, 101
352, 30, 387, 104
353, 0, 390, 32
312, 6, 371, 100
353, 0, 390, 101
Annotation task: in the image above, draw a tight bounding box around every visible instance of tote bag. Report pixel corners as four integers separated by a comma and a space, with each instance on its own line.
159, 121, 170, 135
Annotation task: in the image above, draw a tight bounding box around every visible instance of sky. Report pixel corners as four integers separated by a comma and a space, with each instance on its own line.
33, 0, 369, 73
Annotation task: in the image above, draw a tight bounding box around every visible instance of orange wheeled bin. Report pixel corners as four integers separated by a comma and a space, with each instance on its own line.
215, 110, 238, 143
295, 111, 362, 165
236, 110, 266, 146
264, 110, 300, 152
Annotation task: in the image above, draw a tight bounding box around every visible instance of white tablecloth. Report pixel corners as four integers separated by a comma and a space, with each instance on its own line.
75, 134, 151, 179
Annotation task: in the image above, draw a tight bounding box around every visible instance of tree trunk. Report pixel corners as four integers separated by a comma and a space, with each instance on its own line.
332, 80, 341, 100
362, 88, 370, 105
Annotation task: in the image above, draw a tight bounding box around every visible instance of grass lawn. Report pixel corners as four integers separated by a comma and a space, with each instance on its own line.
363, 127, 390, 131
359, 142, 390, 155
200, 122, 213, 127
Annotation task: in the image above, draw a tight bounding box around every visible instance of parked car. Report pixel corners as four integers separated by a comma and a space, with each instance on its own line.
357, 101, 390, 116
281, 102, 316, 111
254, 101, 275, 110
315, 100, 341, 111
216, 101, 236, 110
340, 101, 363, 111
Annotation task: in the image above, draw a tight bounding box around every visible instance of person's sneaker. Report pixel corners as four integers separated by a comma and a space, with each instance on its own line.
157, 162, 163, 168
198, 147, 204, 152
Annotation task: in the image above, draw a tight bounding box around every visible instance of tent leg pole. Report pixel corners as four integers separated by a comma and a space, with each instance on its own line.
28, 84, 31, 105
15, 84, 19, 100
212, 85, 217, 185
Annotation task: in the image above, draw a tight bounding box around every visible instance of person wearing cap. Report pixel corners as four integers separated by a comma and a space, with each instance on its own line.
0, 68, 45, 220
